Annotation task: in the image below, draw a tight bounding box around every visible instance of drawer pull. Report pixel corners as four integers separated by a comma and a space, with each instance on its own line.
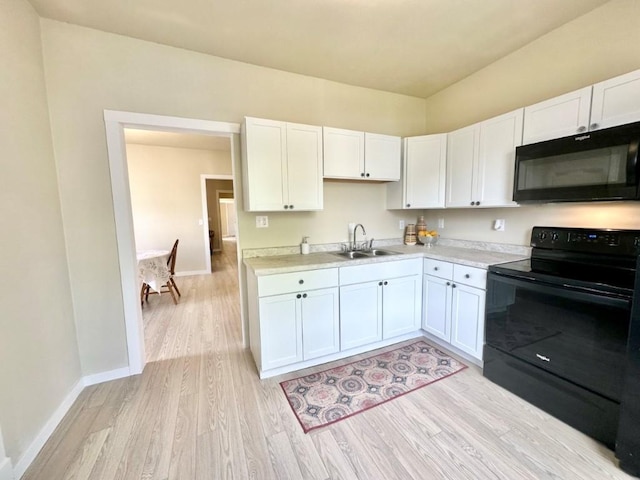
465, 274, 470, 279
298, 279, 304, 284
452, 284, 456, 288
434, 267, 439, 271
303, 293, 307, 298
379, 281, 383, 286
296, 294, 301, 299
446, 282, 451, 286
384, 281, 388, 286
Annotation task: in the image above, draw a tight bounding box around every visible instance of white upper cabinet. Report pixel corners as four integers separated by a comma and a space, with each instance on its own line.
591, 69, 640, 130
476, 109, 523, 208
323, 127, 401, 181
523, 68, 640, 144
387, 134, 447, 209
522, 87, 592, 144
446, 124, 478, 208
446, 108, 523, 208
242, 117, 323, 212
364, 133, 402, 181
322, 127, 364, 179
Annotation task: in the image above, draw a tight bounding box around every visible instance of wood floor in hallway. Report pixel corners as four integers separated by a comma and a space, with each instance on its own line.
22, 238, 635, 479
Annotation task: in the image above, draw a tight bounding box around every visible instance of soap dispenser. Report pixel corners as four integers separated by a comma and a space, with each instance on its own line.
300, 236, 310, 255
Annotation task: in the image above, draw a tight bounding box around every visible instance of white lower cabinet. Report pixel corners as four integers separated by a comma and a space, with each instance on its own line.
422, 259, 487, 360
248, 268, 339, 373
340, 258, 422, 350
339, 280, 382, 350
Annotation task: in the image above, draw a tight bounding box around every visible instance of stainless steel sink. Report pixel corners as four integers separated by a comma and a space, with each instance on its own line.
333, 249, 399, 259
334, 251, 370, 259
368, 249, 399, 256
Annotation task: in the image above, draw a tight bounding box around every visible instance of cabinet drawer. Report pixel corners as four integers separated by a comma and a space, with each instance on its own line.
453, 264, 487, 290
258, 268, 338, 296
340, 258, 422, 285
424, 259, 454, 279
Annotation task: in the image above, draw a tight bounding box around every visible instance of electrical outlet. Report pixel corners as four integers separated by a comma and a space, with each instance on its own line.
256, 215, 269, 228
399, 220, 405, 230
438, 218, 445, 229
494, 219, 505, 231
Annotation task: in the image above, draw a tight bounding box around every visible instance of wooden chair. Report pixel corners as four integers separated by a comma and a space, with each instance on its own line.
142, 239, 181, 305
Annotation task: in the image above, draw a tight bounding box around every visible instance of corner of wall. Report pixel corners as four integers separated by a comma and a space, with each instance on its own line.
0, 427, 15, 480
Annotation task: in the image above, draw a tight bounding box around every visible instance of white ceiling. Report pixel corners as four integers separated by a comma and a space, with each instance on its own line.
124, 128, 231, 151
28, 0, 609, 99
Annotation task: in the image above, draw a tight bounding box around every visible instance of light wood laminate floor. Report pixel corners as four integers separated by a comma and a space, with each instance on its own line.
23, 238, 635, 479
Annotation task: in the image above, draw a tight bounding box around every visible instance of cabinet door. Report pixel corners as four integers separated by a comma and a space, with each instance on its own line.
286, 123, 323, 211
382, 274, 422, 339
591, 69, 640, 130
522, 87, 592, 144
422, 275, 452, 341
259, 294, 302, 370
301, 287, 340, 360
323, 127, 365, 179
450, 283, 486, 360
476, 108, 523, 207
404, 134, 447, 208
340, 281, 383, 350
364, 133, 401, 181
242, 117, 287, 212
446, 124, 479, 207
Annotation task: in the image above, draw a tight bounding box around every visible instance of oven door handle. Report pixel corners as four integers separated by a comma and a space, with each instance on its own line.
626, 138, 639, 186
490, 273, 632, 309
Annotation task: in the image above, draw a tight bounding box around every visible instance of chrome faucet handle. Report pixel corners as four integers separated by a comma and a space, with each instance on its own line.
368, 238, 374, 250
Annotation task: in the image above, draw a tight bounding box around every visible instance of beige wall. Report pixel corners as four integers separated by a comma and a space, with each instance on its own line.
127, 144, 231, 273
0, 0, 81, 466
421, 0, 640, 244
39, 19, 427, 376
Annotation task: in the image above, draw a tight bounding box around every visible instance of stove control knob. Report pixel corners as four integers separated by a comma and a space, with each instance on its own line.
538, 231, 548, 241
551, 232, 559, 242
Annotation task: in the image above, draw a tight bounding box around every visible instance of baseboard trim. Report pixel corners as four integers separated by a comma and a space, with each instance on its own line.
13, 380, 84, 478
12, 366, 135, 478
0, 458, 14, 480
82, 366, 131, 387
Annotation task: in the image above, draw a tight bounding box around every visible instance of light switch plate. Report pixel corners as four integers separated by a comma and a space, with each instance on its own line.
256, 215, 269, 228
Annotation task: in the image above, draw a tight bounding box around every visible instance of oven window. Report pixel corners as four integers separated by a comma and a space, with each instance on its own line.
517, 145, 628, 190
485, 275, 631, 402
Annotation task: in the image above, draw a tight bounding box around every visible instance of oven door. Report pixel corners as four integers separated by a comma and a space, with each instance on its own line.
485, 271, 632, 402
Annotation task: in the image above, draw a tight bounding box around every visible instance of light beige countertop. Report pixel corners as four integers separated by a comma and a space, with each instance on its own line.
244, 242, 530, 276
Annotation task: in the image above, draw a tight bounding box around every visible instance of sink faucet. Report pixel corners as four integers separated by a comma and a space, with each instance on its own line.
352, 223, 367, 250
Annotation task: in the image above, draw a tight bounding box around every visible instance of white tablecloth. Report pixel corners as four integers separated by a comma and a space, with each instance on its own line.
137, 250, 170, 293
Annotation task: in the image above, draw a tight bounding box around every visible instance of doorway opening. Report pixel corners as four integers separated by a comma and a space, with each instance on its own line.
104, 110, 243, 374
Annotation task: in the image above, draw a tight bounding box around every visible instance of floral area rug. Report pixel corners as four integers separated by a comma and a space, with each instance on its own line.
280, 340, 467, 433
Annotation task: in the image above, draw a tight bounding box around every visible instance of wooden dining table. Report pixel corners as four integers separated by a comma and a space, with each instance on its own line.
136, 249, 170, 293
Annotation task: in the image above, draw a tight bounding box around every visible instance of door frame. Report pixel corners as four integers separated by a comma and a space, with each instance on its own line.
104, 110, 241, 374
201, 175, 233, 271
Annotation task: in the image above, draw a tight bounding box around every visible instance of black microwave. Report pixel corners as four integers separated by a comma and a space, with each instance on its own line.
513, 121, 640, 203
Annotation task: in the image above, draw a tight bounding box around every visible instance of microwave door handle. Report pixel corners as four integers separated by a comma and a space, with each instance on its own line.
626, 139, 639, 186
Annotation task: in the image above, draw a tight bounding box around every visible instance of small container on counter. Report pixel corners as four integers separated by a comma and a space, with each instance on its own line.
404, 224, 417, 246
300, 236, 310, 255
